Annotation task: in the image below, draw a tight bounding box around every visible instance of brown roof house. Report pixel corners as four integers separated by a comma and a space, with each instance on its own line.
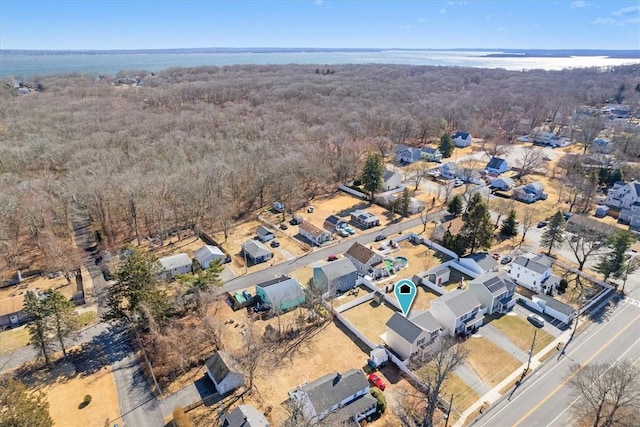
344, 242, 384, 276
431, 217, 464, 242
299, 220, 331, 246
205, 351, 245, 395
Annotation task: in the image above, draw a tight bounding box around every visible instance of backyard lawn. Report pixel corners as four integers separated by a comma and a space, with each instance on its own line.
488, 313, 555, 355
464, 336, 521, 386
341, 300, 398, 345
412, 286, 441, 311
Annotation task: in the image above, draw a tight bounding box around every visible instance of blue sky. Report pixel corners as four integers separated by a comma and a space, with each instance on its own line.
1, 1, 639, 50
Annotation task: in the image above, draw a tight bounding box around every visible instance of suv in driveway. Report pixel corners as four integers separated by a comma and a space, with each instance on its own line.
527, 314, 545, 328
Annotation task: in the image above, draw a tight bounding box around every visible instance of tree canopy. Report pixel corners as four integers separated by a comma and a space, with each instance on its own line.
0, 377, 53, 427
439, 133, 455, 158
361, 152, 385, 201
594, 230, 636, 282
540, 211, 566, 256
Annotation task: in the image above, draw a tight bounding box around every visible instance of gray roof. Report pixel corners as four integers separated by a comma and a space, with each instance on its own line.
422, 147, 439, 155
411, 311, 442, 333
316, 258, 357, 279
525, 181, 544, 192
493, 177, 515, 186
205, 351, 243, 384
386, 312, 424, 342
257, 225, 274, 237
434, 267, 450, 276
452, 131, 470, 139
243, 240, 272, 259
221, 405, 270, 427
433, 289, 481, 317
536, 293, 576, 316
326, 393, 377, 424
441, 162, 459, 172
159, 253, 192, 271
295, 369, 369, 415
472, 272, 515, 296
256, 276, 305, 305
513, 254, 552, 274
486, 157, 507, 169
383, 169, 400, 181
194, 245, 224, 262
464, 253, 498, 272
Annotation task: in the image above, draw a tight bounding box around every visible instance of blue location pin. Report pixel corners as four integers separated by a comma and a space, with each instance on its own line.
394, 279, 417, 317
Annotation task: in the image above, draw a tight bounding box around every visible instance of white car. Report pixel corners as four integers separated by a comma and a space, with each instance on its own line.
527, 314, 545, 328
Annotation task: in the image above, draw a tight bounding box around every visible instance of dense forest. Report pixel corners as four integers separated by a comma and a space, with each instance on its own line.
1, 63, 639, 276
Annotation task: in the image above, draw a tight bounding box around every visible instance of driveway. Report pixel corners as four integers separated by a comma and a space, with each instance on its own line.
161, 374, 217, 418
454, 363, 491, 395
478, 323, 529, 363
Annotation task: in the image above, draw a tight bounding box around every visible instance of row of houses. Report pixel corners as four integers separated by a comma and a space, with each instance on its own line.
158, 244, 228, 279
603, 179, 640, 229
394, 132, 474, 165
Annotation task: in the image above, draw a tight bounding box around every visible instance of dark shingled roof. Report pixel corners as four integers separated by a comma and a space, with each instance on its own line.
295, 369, 369, 415
221, 405, 270, 427
536, 293, 577, 317
205, 351, 243, 384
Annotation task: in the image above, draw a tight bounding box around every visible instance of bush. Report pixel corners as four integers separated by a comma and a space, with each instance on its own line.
83, 395, 92, 404
370, 387, 387, 413
172, 406, 194, 427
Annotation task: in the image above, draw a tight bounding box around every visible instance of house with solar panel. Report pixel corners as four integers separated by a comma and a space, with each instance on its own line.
350, 210, 380, 229
469, 272, 516, 315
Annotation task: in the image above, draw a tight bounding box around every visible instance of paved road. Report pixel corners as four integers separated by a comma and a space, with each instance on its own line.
474, 299, 640, 427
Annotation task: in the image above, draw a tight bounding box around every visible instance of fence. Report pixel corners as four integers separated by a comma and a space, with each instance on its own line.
338, 184, 366, 199
409, 233, 459, 261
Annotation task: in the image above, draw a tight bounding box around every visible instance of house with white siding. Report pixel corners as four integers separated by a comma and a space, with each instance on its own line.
430, 289, 484, 336
385, 311, 442, 360
508, 253, 560, 294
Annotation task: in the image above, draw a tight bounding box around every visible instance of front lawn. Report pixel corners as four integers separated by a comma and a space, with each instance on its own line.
464, 336, 521, 386
488, 313, 554, 354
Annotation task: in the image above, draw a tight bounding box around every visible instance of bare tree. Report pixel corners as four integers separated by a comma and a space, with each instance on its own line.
565, 220, 610, 271
520, 208, 537, 245
408, 162, 431, 191
420, 196, 437, 233
567, 360, 640, 427
517, 148, 544, 180
576, 115, 606, 154
481, 139, 511, 159
491, 199, 514, 230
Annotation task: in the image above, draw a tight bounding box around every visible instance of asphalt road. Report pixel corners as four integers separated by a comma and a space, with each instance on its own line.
475, 298, 640, 427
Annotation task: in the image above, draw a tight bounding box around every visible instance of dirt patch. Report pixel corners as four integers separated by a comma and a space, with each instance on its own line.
412, 286, 440, 311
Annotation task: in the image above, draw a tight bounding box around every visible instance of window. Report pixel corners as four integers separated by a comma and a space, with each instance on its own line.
417, 337, 426, 346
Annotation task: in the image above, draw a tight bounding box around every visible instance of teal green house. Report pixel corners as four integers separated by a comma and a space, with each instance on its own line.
255, 275, 306, 312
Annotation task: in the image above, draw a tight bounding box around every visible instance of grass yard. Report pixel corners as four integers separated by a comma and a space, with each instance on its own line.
464, 336, 521, 387
412, 286, 441, 311
341, 300, 398, 345
0, 325, 30, 353
395, 239, 443, 275
443, 373, 481, 414
488, 313, 555, 354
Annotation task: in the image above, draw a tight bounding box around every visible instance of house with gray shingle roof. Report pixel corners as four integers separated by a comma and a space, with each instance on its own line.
221, 405, 270, 427
508, 253, 558, 294
430, 289, 484, 336
469, 272, 516, 315
288, 369, 377, 423
452, 131, 472, 147
385, 311, 442, 360
205, 351, 244, 395
457, 253, 498, 276
242, 240, 273, 265
313, 258, 357, 295
532, 294, 577, 325
158, 253, 192, 279
485, 157, 509, 175
255, 276, 306, 312
382, 169, 402, 191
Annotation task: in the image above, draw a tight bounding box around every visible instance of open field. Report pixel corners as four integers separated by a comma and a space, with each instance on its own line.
341, 300, 398, 346
464, 336, 521, 387
394, 239, 443, 276
487, 313, 555, 354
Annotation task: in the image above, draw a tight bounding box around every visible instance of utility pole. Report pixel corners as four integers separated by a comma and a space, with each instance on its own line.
525, 329, 537, 375
444, 394, 454, 427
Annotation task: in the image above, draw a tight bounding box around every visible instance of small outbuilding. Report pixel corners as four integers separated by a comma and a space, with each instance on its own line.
256, 226, 275, 242
194, 245, 225, 269
158, 253, 192, 279
205, 351, 245, 395
532, 294, 577, 325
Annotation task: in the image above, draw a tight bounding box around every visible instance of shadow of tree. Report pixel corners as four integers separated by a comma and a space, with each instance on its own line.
69, 324, 133, 377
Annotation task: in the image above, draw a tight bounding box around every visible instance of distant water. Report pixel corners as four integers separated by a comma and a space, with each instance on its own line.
1, 49, 640, 78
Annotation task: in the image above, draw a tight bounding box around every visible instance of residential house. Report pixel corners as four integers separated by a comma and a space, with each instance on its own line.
532, 294, 577, 325
194, 245, 225, 269
350, 210, 380, 229
532, 130, 564, 147
490, 177, 515, 191
288, 369, 377, 423
458, 253, 498, 276
242, 240, 273, 264
256, 226, 275, 242
382, 169, 402, 191
440, 162, 461, 180
299, 220, 331, 246
452, 132, 472, 148
255, 276, 306, 312
313, 258, 358, 295
469, 272, 516, 315
324, 214, 347, 232
604, 180, 640, 210
513, 182, 547, 203
385, 311, 442, 360
591, 137, 615, 154
221, 405, 270, 427
508, 253, 559, 294
0, 296, 26, 328
422, 147, 443, 163
345, 242, 384, 276
601, 104, 630, 119
158, 253, 192, 279
485, 157, 509, 175
432, 217, 464, 242
407, 197, 426, 214
430, 289, 484, 336
459, 168, 483, 185
205, 351, 245, 395
395, 144, 423, 164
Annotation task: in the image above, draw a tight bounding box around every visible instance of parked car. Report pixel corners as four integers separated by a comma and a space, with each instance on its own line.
500, 255, 512, 264
527, 314, 545, 328
344, 226, 356, 235
327, 255, 338, 261
279, 223, 288, 230
339, 229, 350, 237
307, 206, 315, 213
374, 234, 387, 242
491, 253, 500, 260
453, 179, 464, 187
368, 373, 386, 391
537, 221, 549, 228
270, 240, 280, 248
427, 170, 440, 177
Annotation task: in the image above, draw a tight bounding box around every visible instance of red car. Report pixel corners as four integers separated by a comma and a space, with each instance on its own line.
327, 255, 338, 261
368, 373, 386, 391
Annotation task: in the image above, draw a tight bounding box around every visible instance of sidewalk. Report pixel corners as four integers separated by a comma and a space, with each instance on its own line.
453, 328, 574, 427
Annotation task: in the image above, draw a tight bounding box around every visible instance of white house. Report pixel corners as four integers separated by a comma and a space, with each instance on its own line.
452, 131, 472, 148
491, 177, 515, 191
299, 220, 331, 246
205, 351, 245, 395
440, 162, 461, 179
508, 253, 559, 294
288, 370, 377, 423
385, 311, 442, 361
485, 157, 509, 175
469, 272, 516, 315
345, 242, 384, 276
604, 180, 640, 210
431, 289, 484, 336
382, 169, 402, 191
350, 210, 380, 228
158, 253, 192, 279
457, 253, 498, 276
459, 168, 483, 185
422, 147, 443, 162
532, 294, 577, 325
395, 145, 423, 164
256, 225, 275, 242
194, 245, 225, 269
513, 182, 547, 203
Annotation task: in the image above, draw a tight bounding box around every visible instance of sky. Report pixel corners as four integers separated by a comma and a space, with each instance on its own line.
1, 1, 639, 50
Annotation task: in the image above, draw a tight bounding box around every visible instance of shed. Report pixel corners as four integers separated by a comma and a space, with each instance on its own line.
532, 294, 577, 325
594, 205, 609, 218
205, 351, 245, 394
428, 267, 451, 286
194, 245, 225, 269
256, 226, 275, 242
255, 276, 306, 312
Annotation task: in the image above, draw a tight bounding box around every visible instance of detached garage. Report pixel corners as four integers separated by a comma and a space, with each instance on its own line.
532, 294, 577, 325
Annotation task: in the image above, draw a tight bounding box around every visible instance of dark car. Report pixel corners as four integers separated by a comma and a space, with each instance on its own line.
537, 221, 549, 228
270, 240, 280, 248
500, 255, 512, 264
279, 223, 288, 230
374, 234, 387, 242
368, 373, 386, 391
327, 255, 338, 261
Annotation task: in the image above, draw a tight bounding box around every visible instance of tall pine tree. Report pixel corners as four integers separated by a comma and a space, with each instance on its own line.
439, 133, 455, 158
541, 211, 566, 256
501, 209, 519, 238
43, 289, 79, 359
23, 291, 54, 366
361, 152, 384, 201
460, 201, 494, 254
594, 230, 635, 282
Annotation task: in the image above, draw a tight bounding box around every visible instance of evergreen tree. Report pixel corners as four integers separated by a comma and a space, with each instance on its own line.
0, 377, 53, 427
361, 152, 384, 201
540, 211, 566, 256
399, 187, 411, 217
501, 209, 519, 238
447, 195, 463, 216
43, 289, 79, 359
465, 192, 483, 216
439, 133, 455, 158
177, 259, 224, 293
104, 246, 171, 326
594, 230, 635, 282
460, 201, 493, 254
23, 291, 54, 366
